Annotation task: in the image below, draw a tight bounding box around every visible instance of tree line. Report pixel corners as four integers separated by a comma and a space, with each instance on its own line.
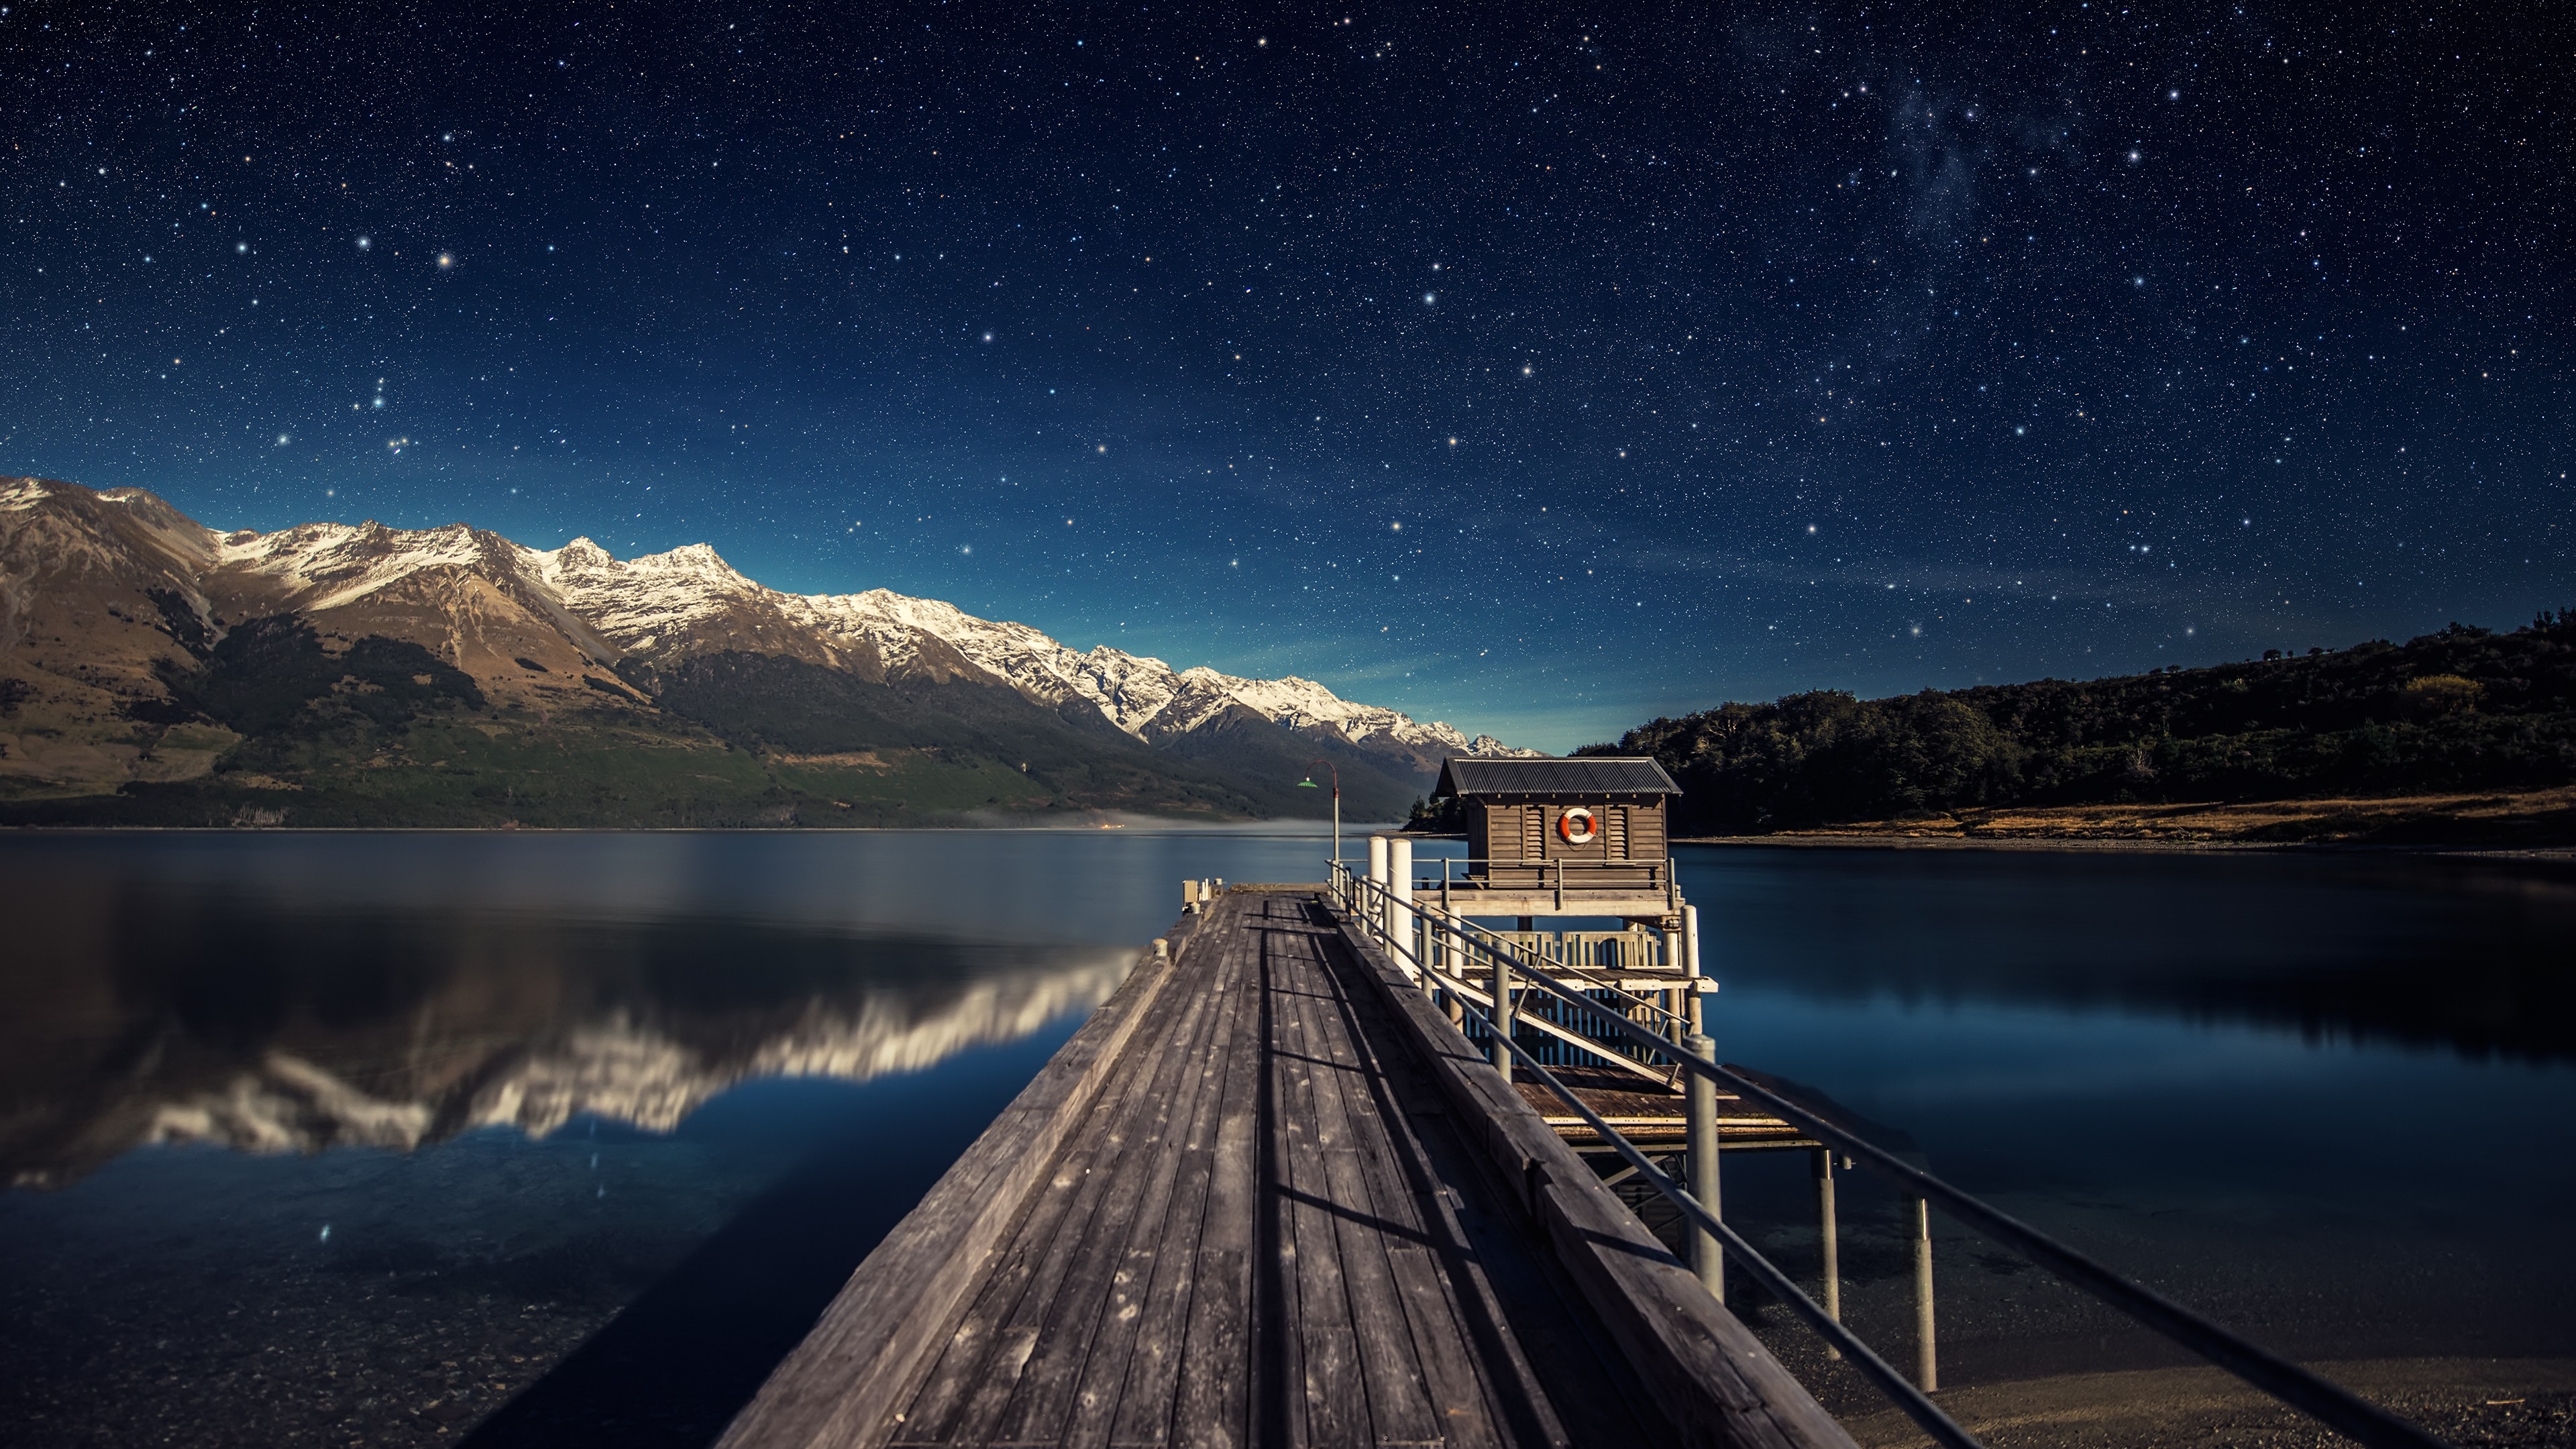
1582, 610, 2576, 835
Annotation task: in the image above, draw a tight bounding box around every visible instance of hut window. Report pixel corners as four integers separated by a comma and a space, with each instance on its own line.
1608, 806, 1629, 859
1521, 805, 1544, 860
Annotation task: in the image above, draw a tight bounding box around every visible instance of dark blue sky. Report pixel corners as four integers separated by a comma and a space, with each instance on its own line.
3, 0, 2567, 750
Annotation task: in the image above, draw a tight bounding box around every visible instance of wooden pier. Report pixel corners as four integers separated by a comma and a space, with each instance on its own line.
718, 890, 1855, 1449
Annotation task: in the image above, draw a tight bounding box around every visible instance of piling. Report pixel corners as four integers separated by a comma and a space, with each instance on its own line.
1814, 1148, 1841, 1357
1909, 1194, 1938, 1391
1685, 1030, 1724, 1301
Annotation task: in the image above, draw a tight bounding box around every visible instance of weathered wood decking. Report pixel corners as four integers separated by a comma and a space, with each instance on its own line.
718, 891, 1854, 1449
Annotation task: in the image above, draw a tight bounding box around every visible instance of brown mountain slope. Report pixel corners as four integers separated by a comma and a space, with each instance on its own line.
0, 480, 1244, 822
0, 476, 1448, 824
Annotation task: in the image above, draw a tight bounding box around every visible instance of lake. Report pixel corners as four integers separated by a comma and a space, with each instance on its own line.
2, 831, 2571, 1447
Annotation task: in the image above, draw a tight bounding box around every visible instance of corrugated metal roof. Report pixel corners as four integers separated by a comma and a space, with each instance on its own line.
1434, 756, 1680, 797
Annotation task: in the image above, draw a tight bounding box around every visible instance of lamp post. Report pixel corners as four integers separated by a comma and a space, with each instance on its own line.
1298, 759, 1342, 867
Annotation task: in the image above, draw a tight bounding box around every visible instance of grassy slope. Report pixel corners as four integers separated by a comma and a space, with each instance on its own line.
0, 624, 1255, 827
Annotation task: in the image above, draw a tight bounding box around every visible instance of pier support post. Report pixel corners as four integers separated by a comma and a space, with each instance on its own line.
1684, 1030, 1723, 1302
1389, 837, 1415, 977
1909, 1194, 1938, 1391
1366, 837, 1391, 943
1813, 1148, 1841, 1357
1490, 943, 1514, 1082
1681, 906, 1705, 1029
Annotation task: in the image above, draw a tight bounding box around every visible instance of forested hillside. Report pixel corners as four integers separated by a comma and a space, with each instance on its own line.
1596, 612, 2576, 835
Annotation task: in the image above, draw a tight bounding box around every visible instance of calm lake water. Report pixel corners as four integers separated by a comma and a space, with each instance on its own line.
2, 831, 2571, 1447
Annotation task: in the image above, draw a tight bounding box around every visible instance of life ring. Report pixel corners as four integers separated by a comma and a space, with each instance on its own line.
1558, 807, 1597, 845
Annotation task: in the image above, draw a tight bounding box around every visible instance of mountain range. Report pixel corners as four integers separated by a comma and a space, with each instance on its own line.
0, 476, 1536, 826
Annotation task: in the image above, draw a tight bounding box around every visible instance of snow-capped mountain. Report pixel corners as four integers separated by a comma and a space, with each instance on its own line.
199, 500, 1536, 770
0, 476, 1536, 819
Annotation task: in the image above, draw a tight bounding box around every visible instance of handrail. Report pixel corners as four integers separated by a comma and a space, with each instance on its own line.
1428, 906, 1688, 1038
1376, 865, 1690, 1034
1356, 874, 1690, 1066
1444, 985, 1984, 1449
1326, 863, 2454, 1449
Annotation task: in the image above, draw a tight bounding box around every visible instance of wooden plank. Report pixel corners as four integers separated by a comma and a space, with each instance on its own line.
898, 1045, 1158, 1436
1272, 908, 1447, 1449
896, 912, 1229, 1442
1268, 900, 1369, 1447
1049, 897, 1248, 1449
1328, 913, 1862, 1449
1292, 904, 1519, 1449
719, 922, 1197, 1449
941, 918, 1230, 1446
1103, 905, 1258, 1448
1169, 904, 1267, 1449
894, 1047, 1142, 1441
900, 914, 1238, 1438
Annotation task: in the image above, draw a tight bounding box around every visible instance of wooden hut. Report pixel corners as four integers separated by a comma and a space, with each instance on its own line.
1428, 757, 1682, 918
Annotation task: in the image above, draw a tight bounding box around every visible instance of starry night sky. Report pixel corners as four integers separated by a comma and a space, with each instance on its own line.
3, 0, 2568, 750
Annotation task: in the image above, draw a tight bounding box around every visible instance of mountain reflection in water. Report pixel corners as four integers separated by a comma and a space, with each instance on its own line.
4, 891, 1129, 1189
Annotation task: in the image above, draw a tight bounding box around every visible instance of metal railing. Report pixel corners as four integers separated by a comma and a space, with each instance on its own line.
1326, 859, 2451, 1449
1401, 898, 1698, 1085
1418, 853, 1683, 917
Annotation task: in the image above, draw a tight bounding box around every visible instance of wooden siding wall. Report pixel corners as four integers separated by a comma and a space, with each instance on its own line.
1629, 802, 1667, 859
1466, 800, 1670, 864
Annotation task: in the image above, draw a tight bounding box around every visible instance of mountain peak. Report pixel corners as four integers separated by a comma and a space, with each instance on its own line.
1, 478, 1540, 819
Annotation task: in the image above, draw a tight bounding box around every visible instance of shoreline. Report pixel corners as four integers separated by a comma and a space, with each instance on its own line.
1672, 784, 2576, 856
1679, 834, 2576, 862
0, 822, 1383, 837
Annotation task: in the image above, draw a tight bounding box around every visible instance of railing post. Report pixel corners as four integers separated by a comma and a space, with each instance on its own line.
1366, 836, 1390, 941
1815, 1148, 1842, 1358
1490, 943, 1513, 1082
1686, 1029, 1723, 1301
1440, 921, 1466, 1030
1390, 837, 1415, 978
1911, 1194, 1939, 1391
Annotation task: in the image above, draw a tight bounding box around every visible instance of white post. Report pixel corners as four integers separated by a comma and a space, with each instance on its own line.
1366, 836, 1391, 941
1682, 904, 1706, 1034
1389, 837, 1415, 979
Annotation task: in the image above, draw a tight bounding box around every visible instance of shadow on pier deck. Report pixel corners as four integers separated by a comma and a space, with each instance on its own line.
718, 890, 1852, 1449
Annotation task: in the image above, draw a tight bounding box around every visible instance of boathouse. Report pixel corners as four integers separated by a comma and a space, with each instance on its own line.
1435, 755, 1680, 877
1422, 756, 1683, 921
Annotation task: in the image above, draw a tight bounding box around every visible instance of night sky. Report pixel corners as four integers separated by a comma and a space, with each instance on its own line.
3, 1, 2567, 750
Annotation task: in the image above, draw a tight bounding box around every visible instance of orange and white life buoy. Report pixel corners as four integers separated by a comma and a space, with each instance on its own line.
1557, 807, 1597, 845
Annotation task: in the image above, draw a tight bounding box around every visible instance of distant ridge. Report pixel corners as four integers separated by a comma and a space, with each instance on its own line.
1597, 612, 2576, 845
0, 475, 1538, 826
